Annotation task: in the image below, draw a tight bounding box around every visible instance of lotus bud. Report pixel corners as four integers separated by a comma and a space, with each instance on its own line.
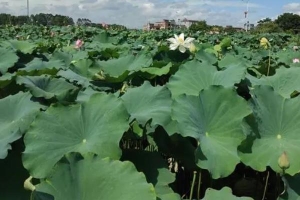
278, 151, 290, 170
260, 37, 270, 49
189, 42, 196, 53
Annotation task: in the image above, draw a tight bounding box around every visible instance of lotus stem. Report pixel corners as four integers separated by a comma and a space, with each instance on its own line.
197, 169, 202, 200
262, 171, 270, 200
267, 49, 271, 76
189, 171, 197, 200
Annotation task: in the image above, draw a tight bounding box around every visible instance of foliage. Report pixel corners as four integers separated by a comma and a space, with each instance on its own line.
0, 13, 74, 26
275, 13, 300, 33
189, 20, 210, 32
0, 25, 300, 200
254, 21, 282, 33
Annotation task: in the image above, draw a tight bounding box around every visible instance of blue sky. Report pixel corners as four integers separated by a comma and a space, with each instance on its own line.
0, 0, 299, 28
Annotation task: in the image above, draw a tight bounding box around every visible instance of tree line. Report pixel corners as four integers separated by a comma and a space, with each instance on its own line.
189, 13, 300, 34
0, 13, 127, 30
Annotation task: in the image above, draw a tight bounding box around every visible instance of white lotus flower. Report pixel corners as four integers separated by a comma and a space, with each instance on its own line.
166, 33, 195, 53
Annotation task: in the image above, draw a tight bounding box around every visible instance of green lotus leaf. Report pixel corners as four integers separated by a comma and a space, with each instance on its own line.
240, 86, 300, 175
2, 40, 37, 54
57, 69, 91, 87
218, 54, 252, 69
167, 60, 246, 97
276, 50, 299, 65
76, 87, 103, 103
0, 73, 14, 88
140, 62, 173, 78
16, 75, 79, 101
195, 50, 218, 65
23, 93, 130, 178
172, 86, 251, 178
247, 67, 300, 98
0, 48, 19, 74
0, 92, 44, 159
20, 58, 66, 73
121, 150, 180, 200
121, 81, 172, 126
34, 154, 156, 200
202, 187, 254, 200
98, 53, 153, 82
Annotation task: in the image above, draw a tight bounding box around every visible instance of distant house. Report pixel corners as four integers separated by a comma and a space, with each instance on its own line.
181, 18, 200, 28
143, 19, 177, 30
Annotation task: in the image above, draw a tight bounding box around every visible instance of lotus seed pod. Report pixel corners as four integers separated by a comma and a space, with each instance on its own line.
278, 151, 290, 170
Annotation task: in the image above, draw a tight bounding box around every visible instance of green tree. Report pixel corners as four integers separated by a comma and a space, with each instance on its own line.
254, 21, 282, 33
189, 20, 210, 32
257, 17, 272, 25
275, 13, 300, 33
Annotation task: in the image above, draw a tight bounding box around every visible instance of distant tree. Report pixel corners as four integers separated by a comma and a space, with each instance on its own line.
257, 18, 272, 25
77, 18, 92, 26
254, 21, 282, 33
109, 24, 127, 30
189, 20, 210, 32
275, 13, 300, 33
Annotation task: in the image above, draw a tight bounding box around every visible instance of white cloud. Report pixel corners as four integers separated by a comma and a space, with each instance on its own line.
0, 0, 265, 28
283, 3, 300, 15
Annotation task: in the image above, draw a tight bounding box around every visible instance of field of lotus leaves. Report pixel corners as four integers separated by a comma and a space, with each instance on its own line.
1, 25, 300, 200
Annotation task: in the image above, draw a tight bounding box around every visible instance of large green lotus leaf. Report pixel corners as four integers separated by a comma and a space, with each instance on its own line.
94, 31, 119, 44
57, 59, 102, 87
240, 86, 300, 175
2, 40, 37, 54
98, 53, 153, 81
121, 150, 180, 200
51, 51, 73, 66
218, 54, 252, 69
35, 154, 156, 200
0, 48, 19, 74
21, 58, 66, 72
0, 92, 44, 159
167, 60, 246, 97
279, 174, 300, 200
195, 50, 217, 65
57, 69, 91, 87
247, 67, 300, 98
71, 59, 94, 78
16, 75, 79, 101
276, 50, 299, 65
121, 81, 172, 126
202, 187, 253, 200
140, 62, 173, 78
0, 73, 14, 88
76, 87, 103, 103
172, 86, 251, 178
22, 93, 130, 178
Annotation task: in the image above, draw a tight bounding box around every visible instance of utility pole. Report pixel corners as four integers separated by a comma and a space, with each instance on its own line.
243, 0, 249, 32
27, 0, 30, 23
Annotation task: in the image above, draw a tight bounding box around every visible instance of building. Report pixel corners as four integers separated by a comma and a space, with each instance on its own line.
180, 18, 200, 28
143, 19, 177, 30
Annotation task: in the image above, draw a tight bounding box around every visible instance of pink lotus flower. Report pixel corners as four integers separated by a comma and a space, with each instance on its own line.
293, 58, 300, 63
75, 39, 84, 49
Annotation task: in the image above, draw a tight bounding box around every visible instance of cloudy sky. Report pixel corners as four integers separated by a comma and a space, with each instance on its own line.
0, 0, 299, 28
